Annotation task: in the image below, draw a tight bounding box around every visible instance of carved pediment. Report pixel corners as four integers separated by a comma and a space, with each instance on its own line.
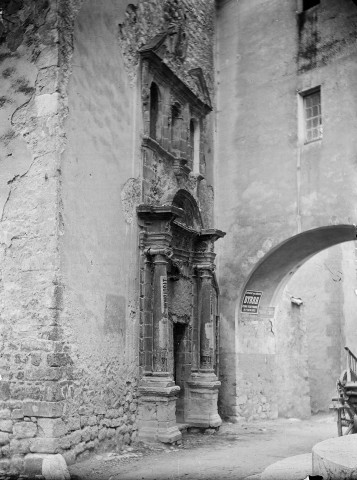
140, 30, 188, 64
189, 68, 212, 108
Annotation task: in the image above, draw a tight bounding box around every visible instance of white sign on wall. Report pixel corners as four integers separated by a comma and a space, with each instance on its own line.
241, 290, 262, 314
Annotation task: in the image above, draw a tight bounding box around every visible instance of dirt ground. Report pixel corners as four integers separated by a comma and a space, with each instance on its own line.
69, 413, 337, 480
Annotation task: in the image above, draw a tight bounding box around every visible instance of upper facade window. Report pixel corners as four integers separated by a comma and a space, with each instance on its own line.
302, 0, 320, 10
189, 118, 200, 174
140, 32, 212, 177
302, 88, 322, 143
149, 83, 160, 141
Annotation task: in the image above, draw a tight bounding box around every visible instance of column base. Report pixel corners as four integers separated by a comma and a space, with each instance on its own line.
186, 371, 222, 428
138, 375, 182, 444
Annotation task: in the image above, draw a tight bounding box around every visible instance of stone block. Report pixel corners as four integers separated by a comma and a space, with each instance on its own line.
23, 401, 63, 418
0, 409, 10, 419
13, 421, 37, 438
25, 366, 63, 381
0, 432, 9, 445
88, 415, 97, 426
24, 453, 47, 477
59, 436, 71, 450
0, 382, 10, 401
31, 353, 42, 366
1, 444, 10, 457
80, 415, 88, 428
0, 420, 13, 432
111, 418, 121, 427
68, 430, 81, 447
90, 425, 99, 440
36, 47, 58, 69
30, 437, 60, 454
42, 454, 70, 480
37, 418, 68, 438
35, 66, 59, 95
78, 405, 94, 416
157, 404, 172, 422
34, 93, 60, 118
12, 408, 24, 419
73, 442, 86, 456
10, 438, 31, 454
0, 459, 9, 473
62, 450, 76, 466
66, 416, 80, 431
9, 454, 24, 476
94, 405, 106, 415
81, 427, 91, 443
47, 353, 71, 367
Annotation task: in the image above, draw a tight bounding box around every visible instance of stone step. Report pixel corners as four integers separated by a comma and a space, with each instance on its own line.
312, 435, 357, 479
261, 453, 312, 480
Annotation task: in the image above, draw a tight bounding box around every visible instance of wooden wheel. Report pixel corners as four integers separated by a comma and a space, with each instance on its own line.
337, 406, 357, 436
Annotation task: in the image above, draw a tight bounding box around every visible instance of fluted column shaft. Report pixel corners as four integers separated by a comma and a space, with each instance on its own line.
152, 252, 171, 375
198, 267, 214, 372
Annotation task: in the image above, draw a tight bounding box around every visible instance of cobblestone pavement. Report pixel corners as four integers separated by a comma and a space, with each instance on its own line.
69, 413, 337, 480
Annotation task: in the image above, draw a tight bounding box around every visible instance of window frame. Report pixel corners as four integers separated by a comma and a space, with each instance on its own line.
298, 86, 322, 145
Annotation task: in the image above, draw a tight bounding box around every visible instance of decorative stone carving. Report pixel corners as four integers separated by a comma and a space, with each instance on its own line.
137, 27, 224, 442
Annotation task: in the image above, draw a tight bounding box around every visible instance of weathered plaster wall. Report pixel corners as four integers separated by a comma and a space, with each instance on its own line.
59, 0, 140, 463
59, 0, 217, 462
275, 243, 357, 417
215, 0, 357, 420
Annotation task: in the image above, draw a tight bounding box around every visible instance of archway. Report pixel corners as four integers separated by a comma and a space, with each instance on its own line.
237, 224, 357, 420
243, 224, 357, 309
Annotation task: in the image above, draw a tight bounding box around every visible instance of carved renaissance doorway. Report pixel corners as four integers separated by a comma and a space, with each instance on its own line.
137, 192, 225, 443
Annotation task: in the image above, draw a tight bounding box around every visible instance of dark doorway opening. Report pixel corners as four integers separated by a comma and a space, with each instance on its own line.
174, 322, 187, 423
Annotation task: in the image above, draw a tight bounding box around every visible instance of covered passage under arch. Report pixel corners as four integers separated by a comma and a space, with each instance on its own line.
236, 224, 357, 420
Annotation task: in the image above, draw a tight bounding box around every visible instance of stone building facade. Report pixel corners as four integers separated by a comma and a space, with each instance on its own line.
1, 0, 357, 476
0, 0, 224, 476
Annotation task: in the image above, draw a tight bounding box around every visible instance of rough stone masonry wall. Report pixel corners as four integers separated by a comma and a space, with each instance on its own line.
0, 0, 217, 470
0, 0, 79, 475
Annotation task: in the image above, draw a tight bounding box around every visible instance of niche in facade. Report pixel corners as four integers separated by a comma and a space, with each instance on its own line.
149, 82, 160, 140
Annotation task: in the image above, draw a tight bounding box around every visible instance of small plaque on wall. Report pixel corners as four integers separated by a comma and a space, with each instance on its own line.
241, 290, 262, 314
160, 276, 168, 314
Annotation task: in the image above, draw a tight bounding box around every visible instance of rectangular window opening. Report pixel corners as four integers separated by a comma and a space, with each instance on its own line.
303, 0, 320, 11
301, 87, 322, 144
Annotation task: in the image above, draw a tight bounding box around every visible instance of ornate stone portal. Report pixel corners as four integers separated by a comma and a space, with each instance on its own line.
136, 32, 225, 443
137, 204, 224, 442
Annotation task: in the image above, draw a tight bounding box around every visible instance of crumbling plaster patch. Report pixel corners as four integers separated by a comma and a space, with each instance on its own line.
121, 177, 142, 225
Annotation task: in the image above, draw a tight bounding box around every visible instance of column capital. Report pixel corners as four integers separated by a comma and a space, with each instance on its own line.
195, 263, 215, 273
144, 246, 173, 259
